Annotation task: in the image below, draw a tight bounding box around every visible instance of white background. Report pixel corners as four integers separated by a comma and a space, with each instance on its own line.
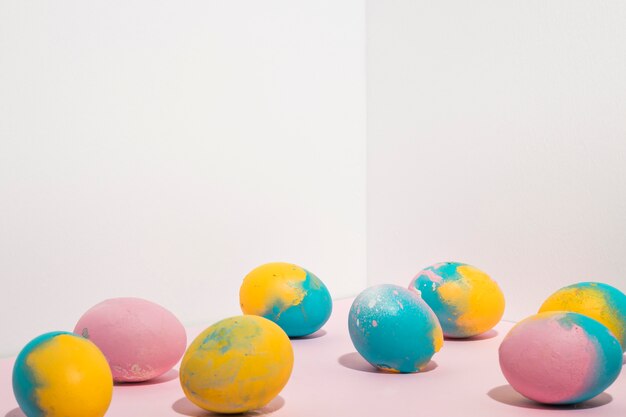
2, 1, 626, 356
0, 0, 366, 356
367, 1, 626, 320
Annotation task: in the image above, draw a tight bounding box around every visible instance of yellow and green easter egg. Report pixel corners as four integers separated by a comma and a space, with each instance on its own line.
179, 315, 293, 414
409, 262, 505, 338
12, 331, 113, 417
539, 282, 626, 351
240, 262, 332, 337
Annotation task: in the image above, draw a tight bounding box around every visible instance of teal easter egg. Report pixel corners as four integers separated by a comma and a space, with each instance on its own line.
348, 284, 443, 373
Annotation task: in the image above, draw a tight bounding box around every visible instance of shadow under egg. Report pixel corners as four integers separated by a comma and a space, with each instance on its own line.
337, 352, 437, 374
487, 385, 613, 409
4, 408, 26, 417
290, 329, 327, 340
444, 329, 498, 342
172, 395, 285, 416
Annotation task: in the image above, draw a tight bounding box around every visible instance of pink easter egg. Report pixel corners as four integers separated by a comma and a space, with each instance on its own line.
499, 311, 622, 404
74, 297, 187, 382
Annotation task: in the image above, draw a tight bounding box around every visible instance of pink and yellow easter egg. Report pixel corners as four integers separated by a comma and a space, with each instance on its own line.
12, 331, 113, 417
539, 282, 626, 351
74, 297, 187, 382
499, 311, 622, 404
180, 315, 293, 414
409, 262, 505, 338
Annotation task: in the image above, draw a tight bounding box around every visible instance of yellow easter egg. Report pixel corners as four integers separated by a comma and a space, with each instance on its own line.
12, 331, 113, 417
239, 262, 332, 337
539, 282, 626, 351
179, 315, 293, 414
409, 262, 506, 338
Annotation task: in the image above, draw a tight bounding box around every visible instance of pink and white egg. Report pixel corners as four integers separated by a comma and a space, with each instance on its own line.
74, 297, 187, 382
499, 311, 622, 405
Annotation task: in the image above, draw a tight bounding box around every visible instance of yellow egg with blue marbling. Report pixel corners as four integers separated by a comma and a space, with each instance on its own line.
539, 282, 626, 351
239, 262, 332, 337
409, 262, 505, 338
179, 315, 293, 414
12, 331, 113, 417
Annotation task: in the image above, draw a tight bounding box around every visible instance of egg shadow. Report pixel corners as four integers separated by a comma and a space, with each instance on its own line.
337, 352, 437, 374
4, 408, 25, 417
172, 395, 285, 416
290, 329, 327, 341
444, 329, 498, 342
114, 368, 179, 386
487, 385, 613, 409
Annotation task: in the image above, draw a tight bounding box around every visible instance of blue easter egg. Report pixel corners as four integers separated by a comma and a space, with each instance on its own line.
348, 284, 443, 373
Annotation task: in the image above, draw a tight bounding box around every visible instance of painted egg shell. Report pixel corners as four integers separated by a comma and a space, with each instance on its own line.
348, 284, 443, 373
539, 282, 626, 351
239, 262, 332, 337
74, 297, 187, 382
409, 261, 505, 338
13, 331, 113, 417
499, 311, 622, 404
180, 315, 293, 414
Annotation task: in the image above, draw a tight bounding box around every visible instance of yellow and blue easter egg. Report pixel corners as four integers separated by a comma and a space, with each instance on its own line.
539, 282, 626, 351
12, 331, 113, 417
179, 315, 294, 414
239, 262, 332, 337
348, 284, 443, 373
409, 262, 505, 338
499, 311, 622, 404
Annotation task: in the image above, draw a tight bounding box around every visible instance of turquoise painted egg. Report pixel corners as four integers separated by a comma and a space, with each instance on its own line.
240, 262, 332, 337
348, 284, 443, 373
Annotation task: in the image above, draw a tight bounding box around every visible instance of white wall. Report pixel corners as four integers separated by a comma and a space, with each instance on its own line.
0, 0, 366, 356
367, 1, 626, 321
3, 0, 625, 356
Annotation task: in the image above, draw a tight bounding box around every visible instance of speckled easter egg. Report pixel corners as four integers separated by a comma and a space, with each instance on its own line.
499, 311, 622, 405
348, 284, 443, 373
13, 331, 113, 417
539, 282, 626, 351
239, 262, 332, 337
409, 262, 505, 338
74, 297, 187, 382
180, 315, 293, 414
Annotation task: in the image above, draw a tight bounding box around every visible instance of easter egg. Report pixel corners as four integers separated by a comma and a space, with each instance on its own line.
499, 311, 622, 404
74, 297, 187, 382
409, 262, 505, 338
348, 284, 443, 373
180, 315, 293, 414
239, 262, 332, 337
12, 331, 113, 417
539, 282, 626, 351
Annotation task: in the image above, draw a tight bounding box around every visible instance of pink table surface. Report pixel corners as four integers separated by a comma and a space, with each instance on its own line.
1, 297, 624, 417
